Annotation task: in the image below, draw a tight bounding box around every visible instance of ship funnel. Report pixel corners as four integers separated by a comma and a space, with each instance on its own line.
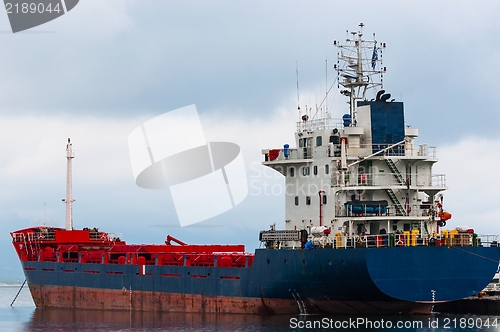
376, 89, 385, 101
380, 93, 392, 102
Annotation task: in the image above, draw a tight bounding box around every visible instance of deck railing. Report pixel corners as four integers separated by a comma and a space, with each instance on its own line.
296, 118, 343, 132
333, 173, 446, 188
264, 143, 438, 163
11, 230, 123, 243
33, 250, 255, 268
316, 233, 498, 249
339, 203, 439, 218
261, 230, 498, 249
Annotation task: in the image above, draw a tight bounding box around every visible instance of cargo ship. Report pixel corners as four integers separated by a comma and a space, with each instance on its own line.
11, 24, 500, 315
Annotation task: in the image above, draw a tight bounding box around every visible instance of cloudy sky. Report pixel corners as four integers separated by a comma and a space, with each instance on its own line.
1, 0, 500, 280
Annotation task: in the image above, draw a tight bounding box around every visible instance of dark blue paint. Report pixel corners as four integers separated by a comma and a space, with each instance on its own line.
22, 246, 500, 304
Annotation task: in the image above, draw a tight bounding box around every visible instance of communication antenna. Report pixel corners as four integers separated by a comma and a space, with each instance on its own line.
325, 59, 328, 115
296, 60, 301, 119
333, 23, 386, 126
29, 203, 58, 227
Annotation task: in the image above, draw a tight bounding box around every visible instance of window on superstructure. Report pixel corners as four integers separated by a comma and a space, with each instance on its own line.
316, 136, 322, 146
313, 165, 318, 175
325, 164, 329, 174
302, 167, 310, 176
323, 195, 327, 205
306, 196, 311, 205
295, 196, 299, 206
299, 138, 304, 148
330, 135, 340, 144
290, 167, 295, 177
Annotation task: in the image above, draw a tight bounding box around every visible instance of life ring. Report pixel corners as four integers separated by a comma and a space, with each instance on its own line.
429, 237, 437, 246
100, 234, 107, 240
38, 233, 45, 239
396, 239, 404, 246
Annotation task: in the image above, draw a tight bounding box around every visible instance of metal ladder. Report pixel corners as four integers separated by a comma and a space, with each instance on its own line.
384, 188, 406, 216
384, 159, 407, 216
385, 159, 405, 185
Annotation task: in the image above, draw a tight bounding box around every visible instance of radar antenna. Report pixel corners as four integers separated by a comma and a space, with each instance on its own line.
334, 23, 386, 126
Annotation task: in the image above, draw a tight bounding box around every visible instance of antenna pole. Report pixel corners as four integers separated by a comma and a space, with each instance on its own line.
296, 60, 301, 118
63, 138, 75, 230
335, 23, 383, 127
325, 59, 328, 115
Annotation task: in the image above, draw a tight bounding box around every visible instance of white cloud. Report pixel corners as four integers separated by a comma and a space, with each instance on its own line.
433, 136, 500, 235
0, 109, 289, 226
0, 115, 144, 184
53, 0, 135, 39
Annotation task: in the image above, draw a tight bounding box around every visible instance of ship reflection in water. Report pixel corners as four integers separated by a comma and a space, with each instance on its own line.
27, 308, 290, 331
30, 308, 470, 332
27, 308, 491, 332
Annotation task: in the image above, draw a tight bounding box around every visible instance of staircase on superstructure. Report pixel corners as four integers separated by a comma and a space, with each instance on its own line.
384, 158, 407, 216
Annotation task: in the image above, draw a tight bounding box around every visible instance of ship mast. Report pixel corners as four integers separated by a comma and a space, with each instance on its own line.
334, 23, 385, 126
63, 138, 75, 230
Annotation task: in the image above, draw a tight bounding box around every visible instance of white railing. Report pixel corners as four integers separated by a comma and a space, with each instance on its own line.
432, 174, 446, 187
261, 230, 498, 250
327, 233, 498, 249
264, 143, 438, 163
11, 229, 56, 242
296, 118, 343, 132
108, 233, 124, 242
340, 203, 426, 218
334, 172, 446, 189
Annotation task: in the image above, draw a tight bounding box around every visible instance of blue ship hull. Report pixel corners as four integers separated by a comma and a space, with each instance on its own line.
20, 246, 500, 314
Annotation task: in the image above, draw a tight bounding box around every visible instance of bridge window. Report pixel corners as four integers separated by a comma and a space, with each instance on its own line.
323, 195, 327, 205
306, 196, 311, 205
295, 196, 299, 206
313, 165, 318, 175
325, 164, 329, 174
316, 136, 322, 146
330, 135, 340, 144
302, 167, 310, 176
290, 167, 295, 177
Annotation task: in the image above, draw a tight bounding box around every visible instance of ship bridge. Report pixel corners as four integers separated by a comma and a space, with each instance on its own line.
262, 97, 449, 246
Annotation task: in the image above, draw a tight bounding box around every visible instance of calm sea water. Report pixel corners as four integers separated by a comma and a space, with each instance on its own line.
2, 285, 500, 331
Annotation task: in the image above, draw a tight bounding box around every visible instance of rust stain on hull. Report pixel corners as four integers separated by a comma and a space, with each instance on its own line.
28, 284, 300, 314
28, 284, 431, 315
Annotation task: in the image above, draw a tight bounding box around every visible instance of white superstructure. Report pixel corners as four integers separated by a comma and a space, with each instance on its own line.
262, 24, 451, 248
